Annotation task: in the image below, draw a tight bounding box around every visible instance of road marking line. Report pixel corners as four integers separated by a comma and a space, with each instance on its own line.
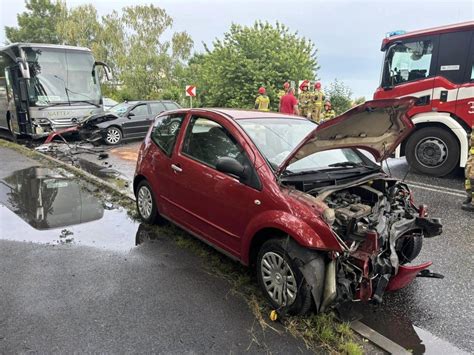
404, 180, 464, 194
405, 182, 465, 198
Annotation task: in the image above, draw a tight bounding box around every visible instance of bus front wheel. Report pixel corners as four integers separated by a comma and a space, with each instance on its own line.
405, 127, 459, 177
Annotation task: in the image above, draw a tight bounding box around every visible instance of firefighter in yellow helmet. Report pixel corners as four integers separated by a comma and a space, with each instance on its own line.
462, 129, 474, 212
277, 82, 290, 100
310, 81, 325, 123
298, 80, 312, 118
255, 87, 270, 111
321, 101, 336, 122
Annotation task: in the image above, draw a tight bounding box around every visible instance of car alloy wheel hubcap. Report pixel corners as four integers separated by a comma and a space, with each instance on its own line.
137, 186, 153, 219
169, 122, 179, 135
415, 137, 448, 167
107, 129, 121, 144
261, 252, 297, 306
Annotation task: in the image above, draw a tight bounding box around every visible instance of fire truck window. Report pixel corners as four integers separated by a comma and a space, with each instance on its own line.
387, 40, 433, 86
437, 31, 471, 84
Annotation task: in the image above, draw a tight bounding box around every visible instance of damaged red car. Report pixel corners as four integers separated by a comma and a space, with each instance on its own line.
133, 98, 442, 315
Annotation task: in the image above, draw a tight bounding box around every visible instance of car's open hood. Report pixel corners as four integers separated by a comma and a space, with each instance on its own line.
276, 97, 416, 176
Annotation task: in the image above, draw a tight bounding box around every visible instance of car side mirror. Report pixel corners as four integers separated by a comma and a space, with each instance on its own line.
128, 112, 135, 119
16, 57, 30, 79
216, 157, 249, 181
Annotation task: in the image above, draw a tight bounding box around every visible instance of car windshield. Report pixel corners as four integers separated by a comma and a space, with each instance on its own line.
24, 47, 101, 107
238, 118, 364, 173
108, 102, 132, 116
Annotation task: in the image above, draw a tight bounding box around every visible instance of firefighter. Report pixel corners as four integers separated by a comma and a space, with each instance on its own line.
321, 101, 336, 121
255, 87, 270, 111
277, 82, 290, 100
462, 130, 474, 212
310, 82, 325, 123
298, 81, 312, 118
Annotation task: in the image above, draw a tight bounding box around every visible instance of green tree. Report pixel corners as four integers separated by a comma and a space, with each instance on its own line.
187, 21, 318, 110
4, 0, 66, 44
56, 4, 193, 100
325, 79, 353, 115
353, 96, 366, 106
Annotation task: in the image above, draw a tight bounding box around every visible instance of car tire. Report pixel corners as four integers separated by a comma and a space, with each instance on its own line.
405, 127, 459, 177
256, 238, 313, 315
136, 180, 160, 224
104, 126, 123, 145
396, 234, 423, 264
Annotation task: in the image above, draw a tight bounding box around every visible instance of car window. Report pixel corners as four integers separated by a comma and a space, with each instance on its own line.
130, 104, 148, 116
150, 102, 167, 115
182, 117, 249, 169
164, 102, 180, 110
150, 114, 185, 156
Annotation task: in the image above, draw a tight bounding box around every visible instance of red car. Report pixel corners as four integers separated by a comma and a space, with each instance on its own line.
133, 98, 442, 315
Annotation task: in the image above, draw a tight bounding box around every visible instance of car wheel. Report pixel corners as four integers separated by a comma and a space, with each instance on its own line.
169, 120, 180, 135
396, 234, 423, 264
257, 239, 313, 315
405, 127, 459, 177
7, 117, 17, 142
136, 180, 160, 224
104, 126, 122, 145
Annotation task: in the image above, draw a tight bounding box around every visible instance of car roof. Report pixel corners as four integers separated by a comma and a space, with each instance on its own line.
171, 108, 308, 121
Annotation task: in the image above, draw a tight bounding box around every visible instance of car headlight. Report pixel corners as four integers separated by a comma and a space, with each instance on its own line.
322, 208, 335, 226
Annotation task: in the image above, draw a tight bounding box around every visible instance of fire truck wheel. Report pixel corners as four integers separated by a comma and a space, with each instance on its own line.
405, 127, 459, 177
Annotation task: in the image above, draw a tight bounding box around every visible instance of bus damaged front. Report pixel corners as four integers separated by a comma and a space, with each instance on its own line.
6, 44, 111, 138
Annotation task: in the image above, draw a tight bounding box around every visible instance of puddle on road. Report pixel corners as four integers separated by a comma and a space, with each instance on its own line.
0, 166, 156, 251
74, 158, 121, 179
349, 302, 469, 354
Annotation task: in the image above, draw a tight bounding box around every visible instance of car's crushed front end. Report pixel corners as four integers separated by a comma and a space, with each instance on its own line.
316, 177, 441, 310
275, 97, 443, 312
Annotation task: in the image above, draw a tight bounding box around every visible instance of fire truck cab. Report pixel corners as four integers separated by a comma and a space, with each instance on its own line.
374, 22, 474, 176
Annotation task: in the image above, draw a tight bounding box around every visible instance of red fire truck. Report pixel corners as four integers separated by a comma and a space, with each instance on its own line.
374, 22, 474, 176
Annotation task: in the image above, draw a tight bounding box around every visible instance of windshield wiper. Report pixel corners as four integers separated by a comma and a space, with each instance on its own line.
328, 161, 379, 169
38, 102, 70, 110
69, 100, 100, 108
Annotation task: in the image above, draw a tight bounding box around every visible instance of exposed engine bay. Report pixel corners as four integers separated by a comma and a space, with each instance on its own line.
287, 176, 443, 310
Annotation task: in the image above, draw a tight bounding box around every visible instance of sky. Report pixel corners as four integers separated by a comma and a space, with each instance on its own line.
0, 0, 473, 98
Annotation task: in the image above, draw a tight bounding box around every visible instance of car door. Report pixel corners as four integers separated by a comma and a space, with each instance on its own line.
122, 103, 150, 138
164, 113, 263, 257
149, 102, 167, 117
146, 112, 187, 217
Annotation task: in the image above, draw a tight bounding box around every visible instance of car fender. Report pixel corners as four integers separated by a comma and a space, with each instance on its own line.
241, 209, 343, 264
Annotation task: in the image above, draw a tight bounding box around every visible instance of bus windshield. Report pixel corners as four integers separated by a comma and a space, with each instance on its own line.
24, 47, 101, 107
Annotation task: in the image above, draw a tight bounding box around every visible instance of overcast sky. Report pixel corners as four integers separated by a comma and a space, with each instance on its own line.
1, 0, 473, 98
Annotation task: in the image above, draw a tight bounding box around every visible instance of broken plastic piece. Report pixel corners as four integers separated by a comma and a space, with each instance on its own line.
416, 269, 444, 279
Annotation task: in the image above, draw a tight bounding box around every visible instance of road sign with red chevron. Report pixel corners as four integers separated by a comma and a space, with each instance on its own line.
185, 85, 196, 97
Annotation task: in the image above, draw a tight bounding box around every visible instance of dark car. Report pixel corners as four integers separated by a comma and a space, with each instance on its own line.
133, 99, 442, 315
99, 100, 181, 145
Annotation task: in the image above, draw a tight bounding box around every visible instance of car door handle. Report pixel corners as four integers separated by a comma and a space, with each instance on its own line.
171, 164, 183, 173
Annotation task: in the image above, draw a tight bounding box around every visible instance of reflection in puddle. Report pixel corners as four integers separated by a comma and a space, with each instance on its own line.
349, 303, 469, 354
0, 167, 104, 229
0, 167, 140, 251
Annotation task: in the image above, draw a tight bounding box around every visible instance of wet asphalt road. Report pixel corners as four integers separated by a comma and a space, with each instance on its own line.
0, 147, 311, 354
